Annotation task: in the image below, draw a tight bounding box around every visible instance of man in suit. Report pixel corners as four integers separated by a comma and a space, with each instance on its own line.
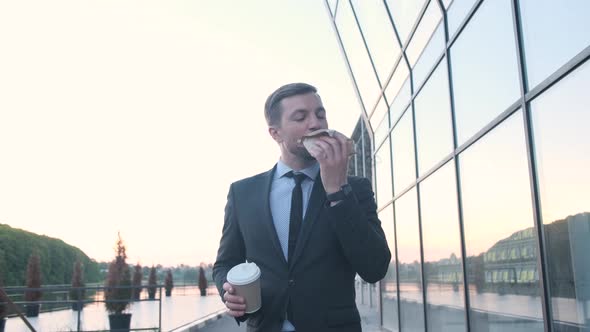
213, 83, 391, 332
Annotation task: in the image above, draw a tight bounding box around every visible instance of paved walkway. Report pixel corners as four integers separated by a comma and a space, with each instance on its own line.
198, 301, 384, 331
198, 282, 384, 331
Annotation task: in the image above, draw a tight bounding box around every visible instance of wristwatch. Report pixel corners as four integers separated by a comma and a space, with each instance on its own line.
326, 184, 352, 202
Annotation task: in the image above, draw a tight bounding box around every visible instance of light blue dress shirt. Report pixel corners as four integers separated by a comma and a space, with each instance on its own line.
270, 159, 320, 332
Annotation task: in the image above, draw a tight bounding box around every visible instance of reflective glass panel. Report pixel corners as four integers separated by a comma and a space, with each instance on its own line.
351, 0, 401, 83
336, 0, 382, 112
350, 150, 358, 176
414, 61, 453, 176
412, 23, 445, 90
459, 111, 544, 331
352, 119, 372, 180
406, 1, 443, 67
420, 160, 466, 332
380, 203, 399, 331
351, 120, 363, 178
375, 137, 393, 208
385, 59, 411, 119
392, 109, 416, 196
443, 0, 453, 10
450, 0, 520, 145
370, 96, 390, 132
386, 0, 427, 46
388, 72, 411, 126
447, 0, 477, 38
395, 188, 425, 331
373, 110, 389, 149
519, 0, 590, 89
360, 121, 372, 180
531, 60, 590, 331
328, 0, 338, 16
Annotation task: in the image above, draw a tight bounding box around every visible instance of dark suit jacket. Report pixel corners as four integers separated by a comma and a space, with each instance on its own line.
213, 166, 391, 332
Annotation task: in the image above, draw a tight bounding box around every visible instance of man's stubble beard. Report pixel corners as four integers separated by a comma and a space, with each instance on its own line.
289, 144, 316, 161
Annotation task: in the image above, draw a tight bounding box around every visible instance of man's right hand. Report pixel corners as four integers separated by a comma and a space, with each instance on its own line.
223, 282, 246, 317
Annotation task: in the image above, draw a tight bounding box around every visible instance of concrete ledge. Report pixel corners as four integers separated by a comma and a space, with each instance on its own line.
169, 308, 229, 332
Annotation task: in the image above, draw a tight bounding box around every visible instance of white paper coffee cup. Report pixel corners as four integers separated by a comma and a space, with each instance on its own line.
227, 262, 261, 313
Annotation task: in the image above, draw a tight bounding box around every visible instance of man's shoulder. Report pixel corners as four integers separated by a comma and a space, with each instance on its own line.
231, 168, 274, 189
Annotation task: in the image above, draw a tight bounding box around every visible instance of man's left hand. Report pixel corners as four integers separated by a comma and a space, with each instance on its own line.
305, 131, 352, 194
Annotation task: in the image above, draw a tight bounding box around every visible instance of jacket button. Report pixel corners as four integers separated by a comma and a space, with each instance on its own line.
288, 279, 295, 286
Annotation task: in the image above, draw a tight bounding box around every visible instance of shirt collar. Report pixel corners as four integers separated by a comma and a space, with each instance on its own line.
276, 159, 320, 181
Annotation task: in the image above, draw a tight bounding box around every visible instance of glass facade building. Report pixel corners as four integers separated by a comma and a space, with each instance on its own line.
325, 0, 590, 331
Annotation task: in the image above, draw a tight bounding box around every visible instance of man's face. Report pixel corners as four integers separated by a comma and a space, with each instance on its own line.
270, 92, 329, 159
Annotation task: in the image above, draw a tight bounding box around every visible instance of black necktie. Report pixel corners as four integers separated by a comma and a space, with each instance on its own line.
286, 171, 306, 263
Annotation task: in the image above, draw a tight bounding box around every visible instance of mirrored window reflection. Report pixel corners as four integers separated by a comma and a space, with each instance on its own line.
373, 112, 389, 149
387, 70, 411, 126
327, 0, 338, 16
351, 0, 401, 83
386, 0, 426, 46
348, 150, 362, 176
420, 160, 466, 332
519, 0, 590, 89
384, 59, 408, 105
336, 0, 381, 112
442, 0, 453, 10
392, 109, 416, 196
406, 1, 443, 67
414, 61, 453, 176
375, 138, 393, 208
459, 111, 544, 331
351, 118, 372, 180
450, 0, 520, 146
361, 121, 373, 181
412, 23, 445, 90
531, 60, 590, 331
447, 0, 477, 38
370, 96, 390, 133
395, 188, 425, 331
379, 203, 399, 331
350, 119, 362, 177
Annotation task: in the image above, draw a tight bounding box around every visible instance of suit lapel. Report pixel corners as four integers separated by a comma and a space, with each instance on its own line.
261, 165, 288, 266
290, 175, 326, 268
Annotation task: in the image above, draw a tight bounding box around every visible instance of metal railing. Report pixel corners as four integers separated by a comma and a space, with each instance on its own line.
356, 279, 377, 308
0, 284, 170, 332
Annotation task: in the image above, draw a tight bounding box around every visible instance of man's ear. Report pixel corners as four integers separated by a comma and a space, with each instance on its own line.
269, 126, 282, 143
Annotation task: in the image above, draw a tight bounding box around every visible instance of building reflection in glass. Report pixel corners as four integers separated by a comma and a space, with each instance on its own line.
379, 203, 399, 331
395, 188, 425, 331
421, 213, 590, 331
420, 160, 466, 332
459, 111, 544, 331
532, 59, 590, 331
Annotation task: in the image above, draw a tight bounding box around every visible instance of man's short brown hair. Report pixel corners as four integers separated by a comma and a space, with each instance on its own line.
264, 83, 318, 127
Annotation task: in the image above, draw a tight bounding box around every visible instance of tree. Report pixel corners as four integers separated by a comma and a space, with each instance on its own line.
24, 252, 42, 317
105, 233, 132, 315
70, 261, 85, 310
164, 270, 173, 296
0, 277, 6, 319
132, 264, 142, 300
0, 224, 102, 286
147, 266, 157, 300
198, 266, 207, 296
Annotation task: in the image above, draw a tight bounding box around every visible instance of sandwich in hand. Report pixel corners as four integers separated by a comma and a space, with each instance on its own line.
298, 129, 355, 156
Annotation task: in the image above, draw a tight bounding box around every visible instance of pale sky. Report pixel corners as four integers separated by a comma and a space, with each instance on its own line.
0, 0, 360, 266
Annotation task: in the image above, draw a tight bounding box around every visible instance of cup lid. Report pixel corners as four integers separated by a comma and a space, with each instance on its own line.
227, 262, 261, 285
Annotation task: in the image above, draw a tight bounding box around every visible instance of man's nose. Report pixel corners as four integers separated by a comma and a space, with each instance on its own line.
308, 114, 324, 131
